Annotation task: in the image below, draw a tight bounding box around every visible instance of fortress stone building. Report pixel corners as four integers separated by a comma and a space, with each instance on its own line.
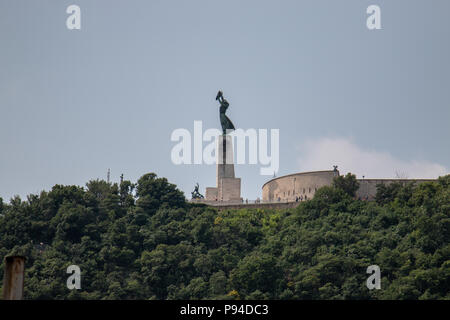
195, 135, 436, 205
197, 161, 436, 206
262, 170, 339, 202
262, 169, 436, 202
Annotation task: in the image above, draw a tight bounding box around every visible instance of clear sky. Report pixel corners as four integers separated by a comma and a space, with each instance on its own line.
1, 0, 449, 201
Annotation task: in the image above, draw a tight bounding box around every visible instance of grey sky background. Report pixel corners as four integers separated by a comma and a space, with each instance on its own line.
1, 0, 449, 201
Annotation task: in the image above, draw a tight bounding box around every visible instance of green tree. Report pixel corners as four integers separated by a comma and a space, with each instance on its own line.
230, 253, 282, 298
135, 173, 186, 216
0, 172, 448, 300
333, 173, 360, 197
209, 270, 228, 296
375, 182, 403, 205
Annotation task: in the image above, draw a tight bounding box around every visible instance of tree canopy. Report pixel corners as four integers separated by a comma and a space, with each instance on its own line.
0, 173, 448, 300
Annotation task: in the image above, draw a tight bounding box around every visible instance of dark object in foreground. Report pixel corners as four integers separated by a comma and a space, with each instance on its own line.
2, 256, 25, 300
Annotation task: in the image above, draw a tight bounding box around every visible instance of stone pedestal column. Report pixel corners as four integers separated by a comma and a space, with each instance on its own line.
205, 134, 242, 202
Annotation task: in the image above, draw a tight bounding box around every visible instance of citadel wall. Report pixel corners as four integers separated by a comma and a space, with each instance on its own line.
355, 178, 436, 200
262, 170, 339, 202
262, 171, 437, 202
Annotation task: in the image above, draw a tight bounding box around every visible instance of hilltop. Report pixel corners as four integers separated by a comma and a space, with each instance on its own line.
0, 173, 449, 299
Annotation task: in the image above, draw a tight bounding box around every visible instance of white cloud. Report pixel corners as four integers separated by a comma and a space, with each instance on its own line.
297, 137, 448, 179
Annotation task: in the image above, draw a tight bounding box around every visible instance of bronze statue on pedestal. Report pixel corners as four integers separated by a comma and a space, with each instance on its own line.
216, 91, 235, 135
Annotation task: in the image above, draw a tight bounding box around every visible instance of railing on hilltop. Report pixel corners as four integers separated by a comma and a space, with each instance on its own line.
190, 198, 306, 206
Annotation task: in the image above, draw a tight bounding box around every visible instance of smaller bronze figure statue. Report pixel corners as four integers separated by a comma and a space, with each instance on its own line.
216, 91, 235, 135
333, 165, 339, 176
191, 183, 204, 199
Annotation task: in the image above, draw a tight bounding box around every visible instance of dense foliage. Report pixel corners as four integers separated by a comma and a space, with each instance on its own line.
0, 173, 449, 300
